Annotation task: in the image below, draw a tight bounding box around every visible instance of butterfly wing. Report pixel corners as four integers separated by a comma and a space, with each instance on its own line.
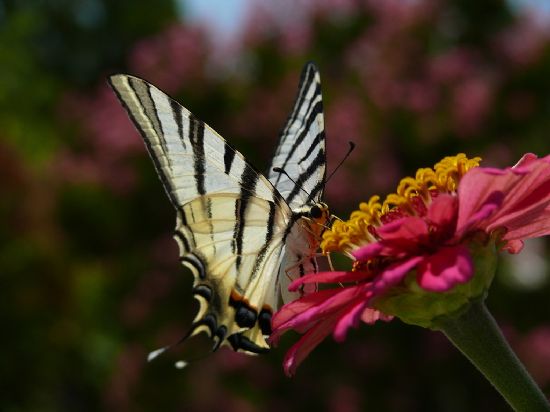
109, 75, 293, 353
268, 62, 327, 209
267, 63, 328, 298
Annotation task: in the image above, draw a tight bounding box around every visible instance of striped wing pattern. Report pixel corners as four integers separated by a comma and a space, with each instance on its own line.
268, 63, 326, 210
110, 75, 294, 353
108, 64, 328, 357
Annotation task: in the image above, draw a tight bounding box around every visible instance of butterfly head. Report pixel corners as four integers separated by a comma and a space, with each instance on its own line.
302, 202, 331, 239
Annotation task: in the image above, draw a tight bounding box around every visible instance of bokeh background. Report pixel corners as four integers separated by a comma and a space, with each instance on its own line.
2, 0, 550, 410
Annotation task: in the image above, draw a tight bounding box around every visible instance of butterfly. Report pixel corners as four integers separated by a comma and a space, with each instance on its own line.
109, 62, 329, 357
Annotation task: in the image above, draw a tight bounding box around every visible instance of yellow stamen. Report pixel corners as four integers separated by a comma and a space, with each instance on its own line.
322, 154, 481, 254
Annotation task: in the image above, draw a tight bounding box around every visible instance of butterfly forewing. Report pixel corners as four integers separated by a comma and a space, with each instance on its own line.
110, 75, 295, 353
268, 63, 326, 210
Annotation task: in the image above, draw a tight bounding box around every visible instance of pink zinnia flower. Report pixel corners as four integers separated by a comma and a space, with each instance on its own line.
270, 153, 550, 376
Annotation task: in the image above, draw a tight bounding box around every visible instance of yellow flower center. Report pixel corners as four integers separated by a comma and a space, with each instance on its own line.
322, 154, 481, 255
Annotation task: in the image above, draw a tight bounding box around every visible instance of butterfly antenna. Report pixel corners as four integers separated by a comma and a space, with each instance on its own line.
272, 167, 311, 197
326, 141, 355, 183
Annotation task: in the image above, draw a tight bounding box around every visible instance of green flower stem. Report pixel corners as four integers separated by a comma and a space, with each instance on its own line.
438, 300, 550, 412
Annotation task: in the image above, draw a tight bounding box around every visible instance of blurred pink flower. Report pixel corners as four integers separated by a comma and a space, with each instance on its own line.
494, 13, 549, 67
271, 154, 550, 375
280, 24, 313, 55
429, 48, 476, 85
326, 94, 366, 158
402, 79, 439, 113
518, 326, 550, 387
452, 77, 494, 137
56, 86, 144, 193
129, 24, 209, 94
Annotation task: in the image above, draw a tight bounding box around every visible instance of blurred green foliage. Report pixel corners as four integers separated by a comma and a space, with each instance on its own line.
1, 1, 550, 411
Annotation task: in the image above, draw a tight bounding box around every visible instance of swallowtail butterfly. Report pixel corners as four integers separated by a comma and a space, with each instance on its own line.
109, 63, 329, 357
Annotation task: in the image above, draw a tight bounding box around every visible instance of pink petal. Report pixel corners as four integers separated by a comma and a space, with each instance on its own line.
456, 167, 514, 233
456, 192, 503, 236
457, 156, 550, 241
371, 255, 424, 293
282, 310, 342, 377
376, 216, 430, 243
513, 153, 540, 168
502, 239, 524, 254
416, 245, 473, 291
361, 307, 393, 324
427, 194, 458, 230
272, 286, 365, 337
288, 270, 370, 292
333, 300, 369, 342
353, 217, 429, 260
352, 242, 385, 261
500, 203, 550, 243
271, 288, 344, 339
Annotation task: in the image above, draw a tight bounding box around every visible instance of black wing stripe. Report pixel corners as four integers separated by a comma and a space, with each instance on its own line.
143, 82, 170, 165
189, 114, 206, 196
286, 148, 326, 205
110, 78, 180, 207
307, 178, 325, 204
223, 141, 236, 174
227, 333, 269, 354
174, 229, 191, 253
170, 99, 186, 149
233, 166, 259, 270
275, 99, 323, 185
128, 79, 163, 146
298, 131, 324, 164
193, 285, 212, 301
278, 64, 316, 148
180, 253, 207, 280
248, 200, 278, 282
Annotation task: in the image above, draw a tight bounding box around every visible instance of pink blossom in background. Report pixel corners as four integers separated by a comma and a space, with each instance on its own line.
366, 0, 438, 30
228, 72, 300, 153
239, 3, 280, 50
494, 12, 549, 67
56, 87, 144, 193
452, 77, 494, 137
326, 94, 367, 160
279, 23, 313, 56
78, 86, 144, 156
429, 48, 477, 85
402, 79, 439, 113
324, 94, 370, 208
518, 326, 550, 387
129, 24, 209, 94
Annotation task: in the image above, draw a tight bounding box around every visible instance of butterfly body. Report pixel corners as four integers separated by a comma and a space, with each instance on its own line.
109, 63, 328, 355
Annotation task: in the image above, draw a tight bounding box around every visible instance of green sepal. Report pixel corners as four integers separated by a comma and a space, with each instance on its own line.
371, 238, 498, 329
